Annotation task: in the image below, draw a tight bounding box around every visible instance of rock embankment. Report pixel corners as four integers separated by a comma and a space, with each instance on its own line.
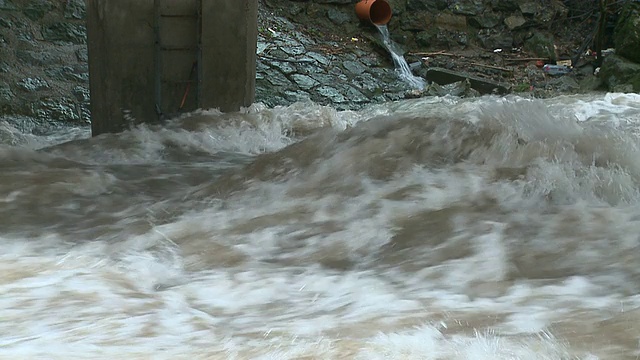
0, 0, 88, 133
0, 0, 639, 131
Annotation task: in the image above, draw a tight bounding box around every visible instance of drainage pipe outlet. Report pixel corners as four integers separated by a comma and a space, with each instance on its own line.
355, 0, 392, 25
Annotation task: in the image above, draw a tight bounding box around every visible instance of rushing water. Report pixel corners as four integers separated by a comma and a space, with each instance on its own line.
376, 24, 427, 90
1, 93, 640, 358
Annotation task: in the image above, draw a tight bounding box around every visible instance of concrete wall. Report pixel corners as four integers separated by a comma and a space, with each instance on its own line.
87, 0, 258, 136
156, 0, 200, 116
87, 0, 155, 135
201, 0, 258, 113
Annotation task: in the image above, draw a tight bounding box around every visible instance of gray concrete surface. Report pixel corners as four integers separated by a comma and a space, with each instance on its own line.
201, 0, 258, 113
87, 0, 258, 136
87, 0, 156, 135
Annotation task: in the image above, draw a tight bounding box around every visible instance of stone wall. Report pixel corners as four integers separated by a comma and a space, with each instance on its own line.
392, 0, 568, 55
0, 0, 638, 131
0, 0, 88, 131
280, 0, 573, 59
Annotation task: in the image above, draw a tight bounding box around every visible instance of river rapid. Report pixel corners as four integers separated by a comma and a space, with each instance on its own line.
1, 93, 640, 359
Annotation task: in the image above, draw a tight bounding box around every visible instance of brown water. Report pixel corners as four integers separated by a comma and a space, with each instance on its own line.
1, 94, 640, 359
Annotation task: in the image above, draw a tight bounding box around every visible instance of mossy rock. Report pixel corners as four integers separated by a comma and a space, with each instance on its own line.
523, 32, 555, 61
614, 1, 640, 64
599, 54, 640, 92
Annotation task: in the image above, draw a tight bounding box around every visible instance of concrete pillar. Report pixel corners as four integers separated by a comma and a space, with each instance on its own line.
86, 0, 258, 136
201, 0, 258, 113
86, 1, 155, 136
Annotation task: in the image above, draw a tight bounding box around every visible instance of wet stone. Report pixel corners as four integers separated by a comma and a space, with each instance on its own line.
42, 22, 86, 44
310, 73, 338, 85
35, 97, 81, 123
524, 32, 556, 61
256, 42, 269, 55
504, 15, 526, 30
0, 17, 11, 28
7, 116, 67, 138
286, 2, 304, 16
366, 67, 391, 79
491, 0, 519, 11
292, 30, 314, 46
317, 86, 347, 103
0, 82, 15, 111
273, 16, 296, 31
306, 52, 331, 66
256, 59, 271, 72
599, 55, 640, 92
281, 44, 306, 56
290, 74, 319, 90
64, 0, 86, 19
45, 65, 89, 83
263, 95, 288, 108
283, 90, 311, 103
548, 76, 580, 93
477, 30, 513, 49
16, 31, 33, 42
327, 8, 350, 25
385, 92, 405, 101
295, 55, 321, 66
266, 71, 293, 87
72, 86, 90, 103
351, 73, 384, 96
264, 48, 289, 60
17, 77, 49, 91
352, 48, 369, 58
271, 61, 296, 75
16, 50, 64, 66
78, 106, 90, 124
295, 63, 327, 76
327, 67, 349, 81
315, 0, 352, 4
272, 33, 297, 47
451, 0, 484, 16
468, 11, 501, 28
75, 47, 88, 62
0, 0, 16, 10
402, 11, 430, 31
341, 52, 358, 62
23, 0, 53, 20
342, 85, 369, 103
406, 0, 448, 10
342, 60, 366, 75
371, 94, 387, 103
519, 1, 537, 15
359, 55, 382, 67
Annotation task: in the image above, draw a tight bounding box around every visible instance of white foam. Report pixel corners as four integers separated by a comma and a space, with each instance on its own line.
3, 94, 640, 358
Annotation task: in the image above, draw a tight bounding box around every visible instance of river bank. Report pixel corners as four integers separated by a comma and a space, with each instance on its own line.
0, 0, 638, 135
256, 0, 639, 111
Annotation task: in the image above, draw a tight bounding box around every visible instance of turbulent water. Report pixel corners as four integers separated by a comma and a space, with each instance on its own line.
1, 93, 640, 359
376, 24, 427, 90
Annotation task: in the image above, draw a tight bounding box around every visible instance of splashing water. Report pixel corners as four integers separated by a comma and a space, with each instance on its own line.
376, 24, 426, 90
1, 93, 640, 358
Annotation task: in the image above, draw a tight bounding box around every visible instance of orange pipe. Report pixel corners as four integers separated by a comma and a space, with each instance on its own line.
355, 0, 392, 25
